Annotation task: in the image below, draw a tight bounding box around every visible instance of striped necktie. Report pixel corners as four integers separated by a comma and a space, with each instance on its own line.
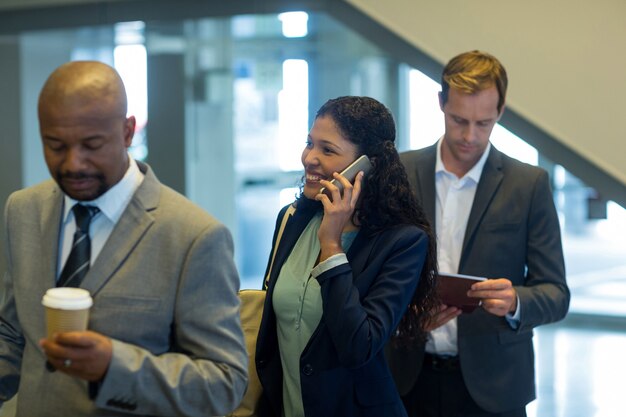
57, 204, 100, 287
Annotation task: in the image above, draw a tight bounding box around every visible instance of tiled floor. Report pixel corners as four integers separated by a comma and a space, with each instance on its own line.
528, 317, 626, 417
526, 224, 626, 416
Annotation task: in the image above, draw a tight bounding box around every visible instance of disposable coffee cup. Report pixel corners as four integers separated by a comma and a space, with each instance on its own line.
41, 288, 93, 339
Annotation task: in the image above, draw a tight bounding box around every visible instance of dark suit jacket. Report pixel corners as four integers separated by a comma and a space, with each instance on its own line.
387, 144, 570, 413
256, 198, 429, 417
0, 162, 247, 416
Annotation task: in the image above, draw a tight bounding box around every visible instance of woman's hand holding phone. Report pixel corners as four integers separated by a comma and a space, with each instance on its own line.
315, 170, 364, 262
318, 155, 371, 197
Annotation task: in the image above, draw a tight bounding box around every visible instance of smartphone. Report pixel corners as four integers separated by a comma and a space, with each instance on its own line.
319, 155, 372, 198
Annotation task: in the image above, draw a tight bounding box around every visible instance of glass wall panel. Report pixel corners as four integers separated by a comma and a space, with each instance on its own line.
14, 10, 625, 308
229, 13, 398, 289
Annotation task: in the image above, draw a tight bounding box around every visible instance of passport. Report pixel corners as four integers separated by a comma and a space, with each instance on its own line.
437, 272, 487, 313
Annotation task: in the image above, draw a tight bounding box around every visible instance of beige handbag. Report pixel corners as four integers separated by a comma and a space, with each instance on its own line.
229, 204, 295, 417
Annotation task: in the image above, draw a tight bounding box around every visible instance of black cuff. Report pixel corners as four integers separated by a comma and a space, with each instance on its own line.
88, 380, 102, 400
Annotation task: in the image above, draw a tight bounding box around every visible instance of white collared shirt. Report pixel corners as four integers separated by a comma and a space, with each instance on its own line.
57, 157, 145, 279
425, 138, 490, 356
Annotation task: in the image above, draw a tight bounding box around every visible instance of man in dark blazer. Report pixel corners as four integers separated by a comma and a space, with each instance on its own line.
387, 51, 569, 417
0, 61, 247, 416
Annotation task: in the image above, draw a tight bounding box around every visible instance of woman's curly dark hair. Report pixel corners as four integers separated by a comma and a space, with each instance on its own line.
313, 96, 438, 344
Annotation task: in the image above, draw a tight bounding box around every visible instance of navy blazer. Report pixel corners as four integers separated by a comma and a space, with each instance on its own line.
255, 198, 429, 417
387, 144, 570, 413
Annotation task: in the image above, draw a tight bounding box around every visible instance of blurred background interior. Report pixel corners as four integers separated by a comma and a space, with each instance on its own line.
0, 1, 624, 416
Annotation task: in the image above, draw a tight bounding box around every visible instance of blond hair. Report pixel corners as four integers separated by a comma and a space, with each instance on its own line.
441, 50, 508, 113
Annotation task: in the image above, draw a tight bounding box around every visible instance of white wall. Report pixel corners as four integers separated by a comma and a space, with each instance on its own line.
347, 0, 626, 186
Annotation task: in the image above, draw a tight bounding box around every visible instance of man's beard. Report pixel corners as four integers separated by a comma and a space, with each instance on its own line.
56, 170, 108, 201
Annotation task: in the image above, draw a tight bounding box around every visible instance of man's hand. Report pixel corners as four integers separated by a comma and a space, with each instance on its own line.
39, 330, 113, 381
468, 278, 517, 317
424, 304, 462, 332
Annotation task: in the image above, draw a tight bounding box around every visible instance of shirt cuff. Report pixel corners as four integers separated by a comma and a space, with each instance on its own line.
505, 294, 521, 329
311, 253, 348, 278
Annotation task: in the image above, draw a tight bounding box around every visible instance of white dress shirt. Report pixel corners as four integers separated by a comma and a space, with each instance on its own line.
57, 157, 145, 279
425, 139, 520, 356
425, 138, 490, 356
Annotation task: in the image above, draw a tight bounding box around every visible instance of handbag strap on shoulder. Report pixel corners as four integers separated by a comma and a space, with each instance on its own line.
264, 204, 296, 289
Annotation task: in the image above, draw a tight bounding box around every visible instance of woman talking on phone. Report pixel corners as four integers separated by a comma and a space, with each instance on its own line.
255, 96, 438, 417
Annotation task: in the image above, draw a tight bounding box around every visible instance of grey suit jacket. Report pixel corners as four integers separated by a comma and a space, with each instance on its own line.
0, 163, 247, 416
387, 144, 569, 412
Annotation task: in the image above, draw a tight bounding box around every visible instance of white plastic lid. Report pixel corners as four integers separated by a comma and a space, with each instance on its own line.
41, 288, 93, 310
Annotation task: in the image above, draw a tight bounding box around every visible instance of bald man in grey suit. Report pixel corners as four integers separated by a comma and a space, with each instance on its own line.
0, 61, 247, 416
387, 51, 569, 417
